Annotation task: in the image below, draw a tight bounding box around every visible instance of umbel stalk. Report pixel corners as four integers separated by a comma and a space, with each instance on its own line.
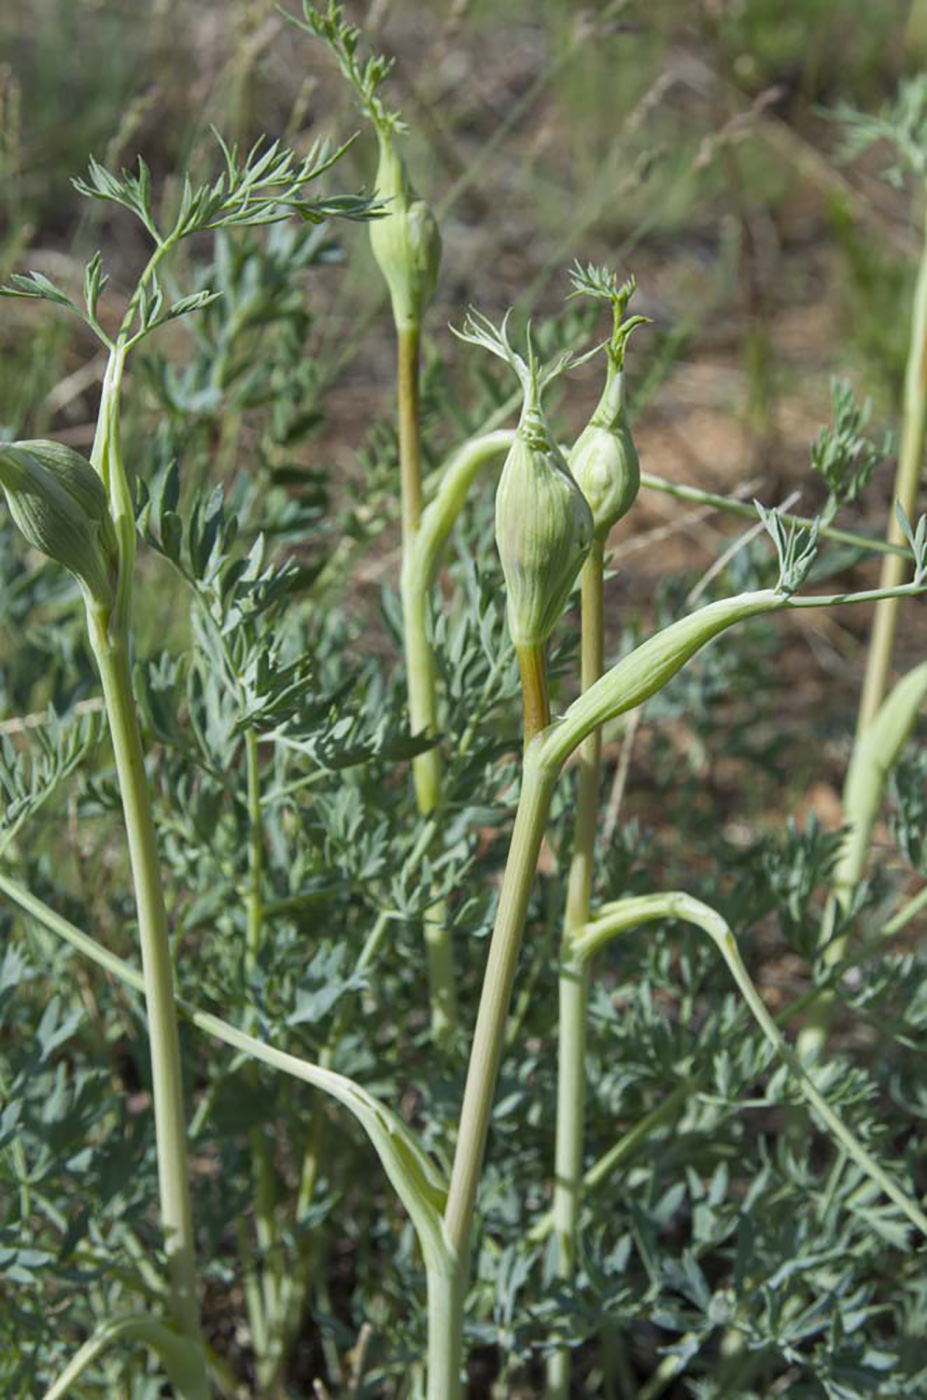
855, 198, 927, 737
396, 322, 458, 1044
548, 537, 604, 1399
89, 347, 206, 1393
88, 612, 205, 1376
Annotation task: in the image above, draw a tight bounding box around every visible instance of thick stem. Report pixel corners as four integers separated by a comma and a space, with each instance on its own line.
88, 616, 204, 1372
444, 753, 556, 1255
855, 196, 927, 737
516, 644, 551, 748
548, 543, 604, 1399
425, 1255, 465, 1400
397, 322, 458, 1044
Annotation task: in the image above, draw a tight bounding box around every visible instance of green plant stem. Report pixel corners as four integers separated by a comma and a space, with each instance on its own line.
548, 540, 604, 1400
639, 470, 909, 559
13, 867, 921, 1258
444, 751, 557, 1256
436, 584, 924, 1392
425, 1256, 465, 1400
398, 325, 424, 549
883, 881, 927, 933
398, 322, 437, 810
42, 1313, 207, 1400
529, 1069, 697, 1248
855, 197, 927, 739
396, 320, 458, 1047
265, 845, 436, 1387
571, 892, 927, 1237
244, 727, 282, 1385
86, 612, 206, 1385
516, 644, 552, 747
798, 660, 927, 1062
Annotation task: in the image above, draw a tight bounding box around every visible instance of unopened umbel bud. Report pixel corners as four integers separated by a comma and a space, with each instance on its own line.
369, 136, 441, 331
0, 440, 118, 607
569, 360, 640, 541
496, 399, 594, 651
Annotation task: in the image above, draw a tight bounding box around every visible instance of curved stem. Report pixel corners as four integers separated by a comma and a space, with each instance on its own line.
415, 431, 515, 581
571, 891, 927, 1237
13, 868, 920, 1255
42, 1313, 207, 1400
855, 195, 927, 738
799, 661, 927, 1062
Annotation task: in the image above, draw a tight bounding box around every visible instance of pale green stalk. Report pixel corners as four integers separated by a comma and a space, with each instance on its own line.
243, 727, 284, 1387
516, 644, 552, 747
81, 317, 206, 1390
639, 470, 909, 560
395, 318, 459, 1045
42, 1314, 207, 1400
883, 880, 927, 933
548, 539, 604, 1400
398, 322, 435, 811
13, 575, 926, 1397
442, 582, 925, 1390
424, 1256, 466, 1400
798, 661, 927, 1061
86, 609, 205, 1380
444, 591, 787, 1380
855, 196, 927, 738
444, 749, 557, 1256
571, 891, 927, 1235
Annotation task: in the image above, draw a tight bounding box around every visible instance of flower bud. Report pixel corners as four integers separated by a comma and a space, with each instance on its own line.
369, 136, 441, 331
0, 439, 118, 607
496, 402, 594, 650
569, 360, 640, 541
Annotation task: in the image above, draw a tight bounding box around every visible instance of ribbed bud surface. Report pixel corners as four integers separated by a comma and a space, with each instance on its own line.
0, 440, 118, 606
570, 364, 639, 540
369, 138, 441, 331
495, 409, 593, 649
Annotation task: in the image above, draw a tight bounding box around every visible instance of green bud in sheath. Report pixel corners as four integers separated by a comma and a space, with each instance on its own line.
369, 135, 441, 331
568, 265, 649, 542
496, 404, 593, 650
455, 311, 593, 650
0, 439, 118, 607
570, 360, 640, 540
